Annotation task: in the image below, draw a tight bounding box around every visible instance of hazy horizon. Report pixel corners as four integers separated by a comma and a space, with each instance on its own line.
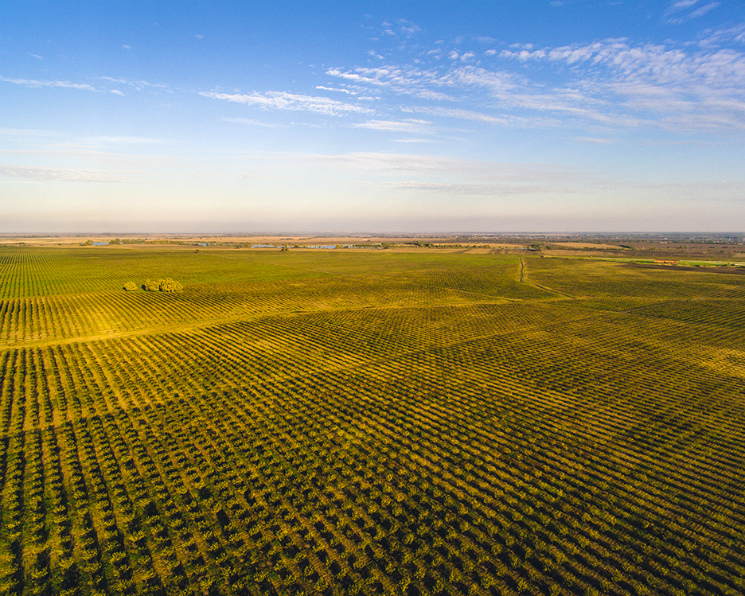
2, 1, 744, 233
3, 230, 743, 240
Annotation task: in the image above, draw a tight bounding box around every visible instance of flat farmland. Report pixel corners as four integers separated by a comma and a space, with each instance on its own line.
1, 246, 744, 595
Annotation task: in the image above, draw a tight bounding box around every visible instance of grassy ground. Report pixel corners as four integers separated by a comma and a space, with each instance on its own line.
0, 246, 744, 595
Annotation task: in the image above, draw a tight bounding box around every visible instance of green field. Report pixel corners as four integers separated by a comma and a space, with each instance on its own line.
1, 246, 744, 595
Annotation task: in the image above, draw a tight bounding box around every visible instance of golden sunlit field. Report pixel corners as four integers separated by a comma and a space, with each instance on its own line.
1, 245, 744, 595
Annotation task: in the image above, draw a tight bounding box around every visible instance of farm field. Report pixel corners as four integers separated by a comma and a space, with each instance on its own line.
1, 246, 744, 596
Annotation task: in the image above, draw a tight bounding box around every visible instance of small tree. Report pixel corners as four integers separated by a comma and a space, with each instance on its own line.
143, 279, 160, 292
123, 281, 138, 291
159, 278, 183, 292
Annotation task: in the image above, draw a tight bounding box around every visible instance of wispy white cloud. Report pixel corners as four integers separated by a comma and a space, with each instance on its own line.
381, 19, 421, 38
664, 0, 721, 24
222, 117, 283, 128
0, 76, 98, 91
395, 182, 551, 195
254, 152, 588, 186
200, 90, 370, 115
0, 164, 134, 182
394, 138, 436, 143
0, 128, 57, 138
0, 75, 172, 97
253, 151, 609, 201
575, 137, 617, 144
407, 105, 550, 127
436, 37, 745, 131
352, 119, 430, 132
84, 136, 170, 146
250, 151, 470, 176
326, 66, 455, 101
315, 85, 355, 94
0, 128, 173, 156
98, 76, 171, 92
328, 62, 618, 127
698, 23, 745, 47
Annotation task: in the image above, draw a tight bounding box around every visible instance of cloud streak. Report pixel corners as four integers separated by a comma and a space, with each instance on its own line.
200, 90, 371, 115
247, 151, 589, 185
352, 119, 430, 132
0, 75, 172, 96
0, 76, 98, 91
664, 0, 721, 24
98, 76, 171, 93
323, 33, 745, 133
0, 164, 134, 182
395, 182, 553, 195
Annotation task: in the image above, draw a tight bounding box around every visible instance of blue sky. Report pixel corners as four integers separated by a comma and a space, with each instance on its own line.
1, 0, 744, 233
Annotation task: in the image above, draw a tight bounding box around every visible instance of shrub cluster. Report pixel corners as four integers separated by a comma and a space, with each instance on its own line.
142, 278, 184, 292
122, 281, 139, 291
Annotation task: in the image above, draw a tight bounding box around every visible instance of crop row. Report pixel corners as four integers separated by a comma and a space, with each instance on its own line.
2, 250, 744, 595
0, 250, 131, 300
630, 298, 745, 330
2, 296, 744, 594
4, 249, 742, 352
0, 271, 563, 349
0, 248, 537, 303
419, 266, 549, 302
526, 259, 744, 301
3, 300, 743, 474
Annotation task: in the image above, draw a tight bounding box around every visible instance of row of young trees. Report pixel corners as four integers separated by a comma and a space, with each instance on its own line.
3, 250, 744, 594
